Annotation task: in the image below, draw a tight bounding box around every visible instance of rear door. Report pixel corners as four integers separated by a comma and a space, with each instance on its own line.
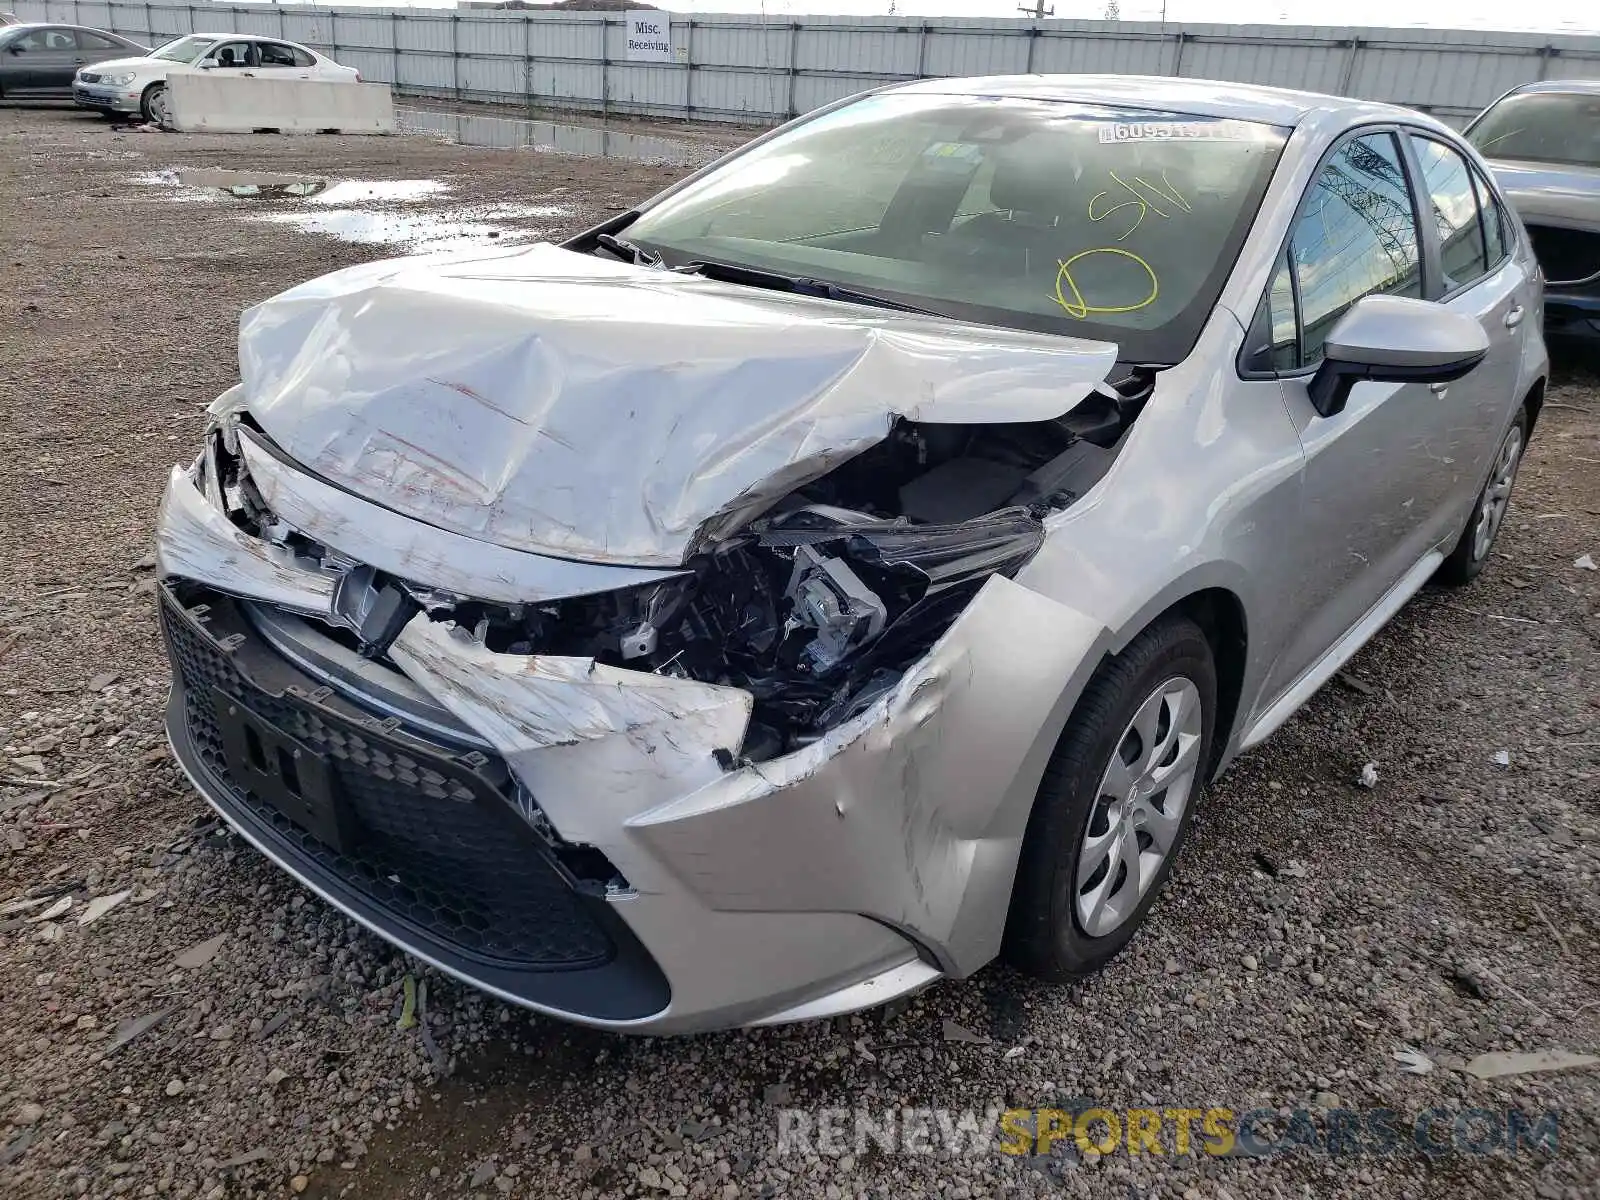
254, 40, 314, 79
1400, 131, 1528, 528
74, 28, 132, 71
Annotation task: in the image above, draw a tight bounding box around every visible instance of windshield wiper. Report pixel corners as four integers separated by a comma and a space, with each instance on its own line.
682, 258, 943, 318
596, 232, 660, 266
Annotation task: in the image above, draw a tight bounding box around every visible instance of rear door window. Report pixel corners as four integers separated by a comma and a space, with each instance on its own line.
76, 31, 124, 51
1470, 167, 1509, 269
258, 41, 303, 68
1412, 136, 1489, 291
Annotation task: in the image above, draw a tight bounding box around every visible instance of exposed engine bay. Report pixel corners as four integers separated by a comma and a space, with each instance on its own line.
206, 373, 1149, 759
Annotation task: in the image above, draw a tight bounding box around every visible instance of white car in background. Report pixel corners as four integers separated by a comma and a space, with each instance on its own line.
72, 32, 359, 124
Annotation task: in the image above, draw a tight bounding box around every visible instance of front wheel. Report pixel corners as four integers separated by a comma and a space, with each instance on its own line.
1004, 615, 1216, 982
1436, 409, 1528, 587
140, 82, 168, 126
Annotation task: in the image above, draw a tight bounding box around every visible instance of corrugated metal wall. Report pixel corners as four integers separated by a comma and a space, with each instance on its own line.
15, 0, 1600, 127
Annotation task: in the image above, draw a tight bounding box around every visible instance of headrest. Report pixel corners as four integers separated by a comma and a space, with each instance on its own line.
988, 148, 1068, 217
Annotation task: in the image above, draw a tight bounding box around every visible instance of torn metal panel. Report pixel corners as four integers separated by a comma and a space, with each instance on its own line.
236, 427, 686, 605
155, 466, 335, 616
387, 616, 752, 891
625, 575, 1107, 971
746, 958, 942, 1027
235, 242, 1117, 567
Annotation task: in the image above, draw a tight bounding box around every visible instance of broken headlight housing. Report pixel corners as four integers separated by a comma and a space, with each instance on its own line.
443, 504, 1045, 755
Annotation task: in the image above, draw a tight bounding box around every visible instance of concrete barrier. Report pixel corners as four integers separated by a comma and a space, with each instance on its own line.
166, 75, 395, 135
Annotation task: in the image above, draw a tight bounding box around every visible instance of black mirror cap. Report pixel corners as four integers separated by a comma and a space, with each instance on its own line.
1307, 346, 1488, 418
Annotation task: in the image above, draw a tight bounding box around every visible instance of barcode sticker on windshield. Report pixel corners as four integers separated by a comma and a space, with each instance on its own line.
1098, 121, 1255, 143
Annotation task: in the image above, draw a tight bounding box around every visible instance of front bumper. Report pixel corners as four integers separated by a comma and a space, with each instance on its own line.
1544, 291, 1600, 343
155, 446, 1107, 1032
161, 584, 672, 1022
73, 83, 139, 113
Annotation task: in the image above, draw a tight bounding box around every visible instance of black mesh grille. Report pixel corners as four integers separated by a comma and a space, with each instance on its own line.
161, 589, 614, 971
1528, 223, 1600, 291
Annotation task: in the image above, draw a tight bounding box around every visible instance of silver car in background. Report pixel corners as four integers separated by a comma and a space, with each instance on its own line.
156, 76, 1548, 1033
1466, 79, 1600, 343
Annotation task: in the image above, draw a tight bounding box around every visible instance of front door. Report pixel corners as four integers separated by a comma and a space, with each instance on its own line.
199, 39, 256, 78
7, 26, 81, 95
1258, 129, 1459, 702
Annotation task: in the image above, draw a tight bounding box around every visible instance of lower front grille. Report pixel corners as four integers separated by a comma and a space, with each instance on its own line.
1527, 223, 1600, 290
161, 584, 613, 972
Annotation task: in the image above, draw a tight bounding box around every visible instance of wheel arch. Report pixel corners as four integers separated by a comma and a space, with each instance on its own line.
1172, 588, 1249, 780
1094, 565, 1257, 783
1522, 375, 1547, 436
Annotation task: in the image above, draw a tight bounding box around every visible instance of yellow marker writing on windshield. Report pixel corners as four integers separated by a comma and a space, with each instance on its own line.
1088, 170, 1192, 241
1052, 248, 1160, 319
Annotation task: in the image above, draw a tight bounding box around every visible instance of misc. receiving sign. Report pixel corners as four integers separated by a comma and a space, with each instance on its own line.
624, 11, 674, 63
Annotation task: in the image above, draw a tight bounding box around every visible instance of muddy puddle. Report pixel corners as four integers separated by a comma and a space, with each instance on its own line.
251, 204, 564, 254
397, 106, 720, 168
132, 167, 569, 253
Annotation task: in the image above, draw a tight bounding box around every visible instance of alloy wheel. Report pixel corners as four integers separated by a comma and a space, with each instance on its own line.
1472, 424, 1523, 563
1074, 676, 1203, 938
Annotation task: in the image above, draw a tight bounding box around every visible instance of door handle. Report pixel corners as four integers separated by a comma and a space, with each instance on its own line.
1429, 382, 1449, 397
1504, 306, 1524, 329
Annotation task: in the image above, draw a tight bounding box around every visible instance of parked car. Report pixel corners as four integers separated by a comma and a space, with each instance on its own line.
1465, 79, 1600, 344
156, 74, 1547, 1034
0, 22, 145, 100
72, 32, 359, 124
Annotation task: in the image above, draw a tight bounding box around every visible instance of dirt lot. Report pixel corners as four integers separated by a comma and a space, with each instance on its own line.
1, 102, 1598, 1200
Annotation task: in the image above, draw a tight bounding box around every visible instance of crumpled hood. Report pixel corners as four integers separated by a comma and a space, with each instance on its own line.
235, 242, 1117, 567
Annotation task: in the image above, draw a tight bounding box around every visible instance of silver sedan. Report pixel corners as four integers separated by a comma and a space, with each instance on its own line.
156, 74, 1548, 1033
1465, 78, 1600, 343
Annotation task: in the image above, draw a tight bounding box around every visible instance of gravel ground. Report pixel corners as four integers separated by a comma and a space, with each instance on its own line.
2, 103, 1598, 1200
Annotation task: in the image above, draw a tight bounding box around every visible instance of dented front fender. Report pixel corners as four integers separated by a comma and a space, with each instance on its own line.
386, 574, 1108, 975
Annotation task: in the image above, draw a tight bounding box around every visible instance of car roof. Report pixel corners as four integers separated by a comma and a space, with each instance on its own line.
6, 21, 128, 31
889, 73, 1425, 128
1505, 78, 1600, 97
162, 31, 316, 49
180, 32, 302, 41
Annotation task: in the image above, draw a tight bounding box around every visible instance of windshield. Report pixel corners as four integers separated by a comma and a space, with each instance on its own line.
150, 34, 215, 63
623, 93, 1288, 363
1467, 92, 1600, 168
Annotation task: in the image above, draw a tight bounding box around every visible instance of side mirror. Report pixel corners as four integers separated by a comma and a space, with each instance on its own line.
7, 44, 24, 54
1308, 294, 1488, 418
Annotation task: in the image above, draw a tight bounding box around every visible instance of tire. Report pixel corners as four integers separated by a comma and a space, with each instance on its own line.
1004, 615, 1216, 982
140, 82, 167, 126
1435, 408, 1529, 587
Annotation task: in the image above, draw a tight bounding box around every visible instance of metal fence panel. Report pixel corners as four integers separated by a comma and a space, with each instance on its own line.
527, 14, 601, 61
11, 0, 1600, 129
923, 30, 1030, 78
394, 15, 452, 54
337, 14, 397, 53
460, 52, 523, 100
338, 47, 394, 85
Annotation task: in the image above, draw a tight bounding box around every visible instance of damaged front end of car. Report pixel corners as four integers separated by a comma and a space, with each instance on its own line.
156, 247, 1134, 1031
